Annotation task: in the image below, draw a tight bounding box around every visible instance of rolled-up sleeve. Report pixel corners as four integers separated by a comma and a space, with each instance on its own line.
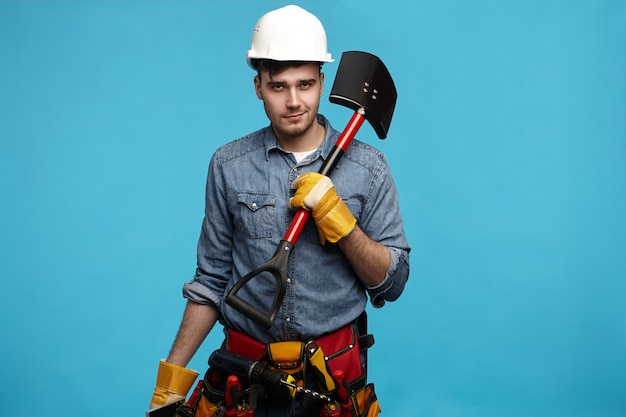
366, 246, 410, 307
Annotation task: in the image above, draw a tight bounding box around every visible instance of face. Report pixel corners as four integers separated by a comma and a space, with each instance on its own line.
254, 63, 325, 150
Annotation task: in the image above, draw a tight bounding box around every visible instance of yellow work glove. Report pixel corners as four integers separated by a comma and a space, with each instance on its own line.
289, 172, 356, 244
149, 360, 199, 410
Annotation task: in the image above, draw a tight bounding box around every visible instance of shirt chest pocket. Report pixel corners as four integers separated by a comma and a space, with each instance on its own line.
236, 193, 277, 239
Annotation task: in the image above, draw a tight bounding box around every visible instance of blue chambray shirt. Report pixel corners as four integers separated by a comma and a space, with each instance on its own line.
183, 115, 410, 343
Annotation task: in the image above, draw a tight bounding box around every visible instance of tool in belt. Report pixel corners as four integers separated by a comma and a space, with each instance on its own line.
208, 348, 335, 402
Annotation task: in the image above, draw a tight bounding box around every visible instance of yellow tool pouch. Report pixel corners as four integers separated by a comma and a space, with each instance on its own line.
226, 329, 306, 383
175, 373, 256, 417
350, 383, 381, 417
173, 378, 221, 417
267, 340, 305, 374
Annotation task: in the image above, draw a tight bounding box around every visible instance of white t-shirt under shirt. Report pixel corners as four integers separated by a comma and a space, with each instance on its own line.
291, 150, 315, 164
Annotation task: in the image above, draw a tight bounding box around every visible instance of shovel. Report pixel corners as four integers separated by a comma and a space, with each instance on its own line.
225, 51, 397, 328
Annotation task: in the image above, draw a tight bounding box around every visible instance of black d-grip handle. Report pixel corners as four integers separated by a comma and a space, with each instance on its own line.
225, 240, 293, 328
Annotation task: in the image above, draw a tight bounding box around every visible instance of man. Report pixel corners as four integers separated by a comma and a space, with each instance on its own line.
150, 5, 410, 417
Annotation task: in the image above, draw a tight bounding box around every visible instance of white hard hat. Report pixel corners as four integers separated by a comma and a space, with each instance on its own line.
247, 5, 334, 69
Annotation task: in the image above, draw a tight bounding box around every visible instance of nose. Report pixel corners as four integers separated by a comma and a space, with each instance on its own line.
286, 87, 301, 108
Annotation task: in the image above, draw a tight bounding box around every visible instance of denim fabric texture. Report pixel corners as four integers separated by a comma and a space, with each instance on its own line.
183, 115, 410, 343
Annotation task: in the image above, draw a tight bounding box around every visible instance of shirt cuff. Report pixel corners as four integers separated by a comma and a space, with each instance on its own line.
182, 280, 221, 307
365, 246, 408, 308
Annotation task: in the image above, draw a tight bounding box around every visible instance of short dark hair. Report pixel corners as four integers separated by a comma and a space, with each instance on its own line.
251, 59, 323, 78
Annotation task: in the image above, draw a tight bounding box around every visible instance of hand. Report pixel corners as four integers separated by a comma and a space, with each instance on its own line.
289, 172, 356, 244
150, 360, 199, 410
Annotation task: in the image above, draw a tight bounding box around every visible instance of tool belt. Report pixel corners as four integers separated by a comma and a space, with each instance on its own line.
176, 320, 380, 417
227, 322, 371, 391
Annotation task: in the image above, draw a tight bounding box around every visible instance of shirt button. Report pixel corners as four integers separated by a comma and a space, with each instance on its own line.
287, 278, 292, 284
285, 317, 291, 323
252, 202, 257, 208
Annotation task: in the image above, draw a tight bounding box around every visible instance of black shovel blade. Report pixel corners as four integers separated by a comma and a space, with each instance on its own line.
329, 51, 397, 139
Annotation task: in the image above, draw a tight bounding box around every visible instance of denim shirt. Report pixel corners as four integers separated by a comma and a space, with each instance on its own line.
183, 115, 410, 343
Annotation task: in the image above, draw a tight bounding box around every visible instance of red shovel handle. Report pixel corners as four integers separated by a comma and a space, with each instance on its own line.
225, 110, 366, 328
284, 110, 365, 244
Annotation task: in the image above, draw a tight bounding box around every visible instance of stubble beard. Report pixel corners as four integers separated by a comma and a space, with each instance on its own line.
268, 106, 319, 143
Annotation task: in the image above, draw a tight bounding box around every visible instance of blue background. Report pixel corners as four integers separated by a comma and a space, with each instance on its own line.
1, 1, 625, 416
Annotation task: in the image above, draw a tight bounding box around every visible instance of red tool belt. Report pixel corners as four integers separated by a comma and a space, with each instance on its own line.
226, 323, 370, 392
176, 322, 379, 417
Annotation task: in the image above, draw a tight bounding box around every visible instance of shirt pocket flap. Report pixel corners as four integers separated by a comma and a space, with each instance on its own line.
237, 193, 277, 212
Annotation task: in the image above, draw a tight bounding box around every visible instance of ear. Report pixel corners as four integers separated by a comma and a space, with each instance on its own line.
254, 75, 263, 100
319, 72, 325, 97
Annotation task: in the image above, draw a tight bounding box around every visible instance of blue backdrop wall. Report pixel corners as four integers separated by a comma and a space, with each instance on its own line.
1, 1, 625, 416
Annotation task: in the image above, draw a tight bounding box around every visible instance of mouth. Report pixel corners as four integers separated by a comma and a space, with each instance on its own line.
284, 112, 305, 121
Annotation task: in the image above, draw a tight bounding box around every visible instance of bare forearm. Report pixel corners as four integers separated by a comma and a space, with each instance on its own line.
338, 225, 390, 287
166, 301, 219, 367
